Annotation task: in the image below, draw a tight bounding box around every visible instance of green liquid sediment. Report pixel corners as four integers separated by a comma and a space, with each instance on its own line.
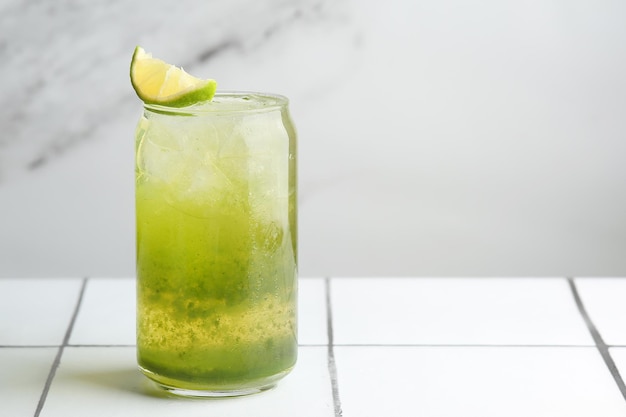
135, 96, 297, 390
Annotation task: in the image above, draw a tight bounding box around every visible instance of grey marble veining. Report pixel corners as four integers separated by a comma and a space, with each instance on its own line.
0, 0, 356, 180
1, 0, 625, 277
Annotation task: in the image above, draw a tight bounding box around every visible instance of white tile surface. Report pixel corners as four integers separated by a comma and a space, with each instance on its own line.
298, 278, 327, 345
0, 347, 58, 417
40, 346, 334, 417
335, 346, 626, 417
0, 278, 83, 345
575, 278, 626, 346
70, 278, 136, 345
331, 277, 592, 345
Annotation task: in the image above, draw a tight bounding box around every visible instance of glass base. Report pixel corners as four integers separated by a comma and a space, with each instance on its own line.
157, 382, 277, 398
139, 366, 292, 398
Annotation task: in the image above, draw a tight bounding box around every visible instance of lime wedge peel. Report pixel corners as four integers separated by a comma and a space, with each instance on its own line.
130, 46, 217, 108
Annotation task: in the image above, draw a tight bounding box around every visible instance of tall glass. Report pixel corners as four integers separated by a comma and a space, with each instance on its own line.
135, 92, 297, 397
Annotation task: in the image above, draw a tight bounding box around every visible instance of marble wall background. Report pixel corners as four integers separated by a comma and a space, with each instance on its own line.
1, 0, 625, 277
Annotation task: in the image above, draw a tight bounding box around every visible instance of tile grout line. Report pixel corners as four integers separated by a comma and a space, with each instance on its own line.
34, 277, 88, 417
2, 343, 601, 349
567, 277, 626, 401
32, 343, 332, 348
66, 344, 137, 348
331, 343, 597, 348
325, 277, 343, 417
0, 345, 62, 349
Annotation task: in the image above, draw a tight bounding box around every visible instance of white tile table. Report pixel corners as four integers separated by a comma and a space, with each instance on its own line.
1, 277, 625, 416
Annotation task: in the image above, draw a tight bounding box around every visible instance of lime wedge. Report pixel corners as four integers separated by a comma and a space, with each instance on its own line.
130, 46, 217, 107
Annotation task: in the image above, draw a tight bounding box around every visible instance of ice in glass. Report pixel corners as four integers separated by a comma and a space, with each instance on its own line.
135, 92, 297, 397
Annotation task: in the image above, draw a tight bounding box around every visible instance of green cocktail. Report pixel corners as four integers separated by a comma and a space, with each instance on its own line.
135, 92, 297, 397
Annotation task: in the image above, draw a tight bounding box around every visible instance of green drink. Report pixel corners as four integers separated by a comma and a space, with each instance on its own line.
135, 92, 297, 397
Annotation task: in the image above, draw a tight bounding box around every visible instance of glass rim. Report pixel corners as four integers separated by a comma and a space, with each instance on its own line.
142, 91, 290, 115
